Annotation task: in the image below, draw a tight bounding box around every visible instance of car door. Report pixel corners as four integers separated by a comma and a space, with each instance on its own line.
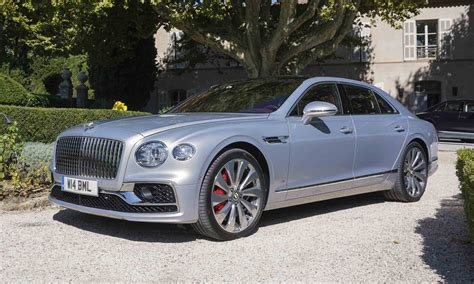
286, 83, 356, 199
340, 83, 408, 181
459, 101, 474, 134
436, 101, 464, 132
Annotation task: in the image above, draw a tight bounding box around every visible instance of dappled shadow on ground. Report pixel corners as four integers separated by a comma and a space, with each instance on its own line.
53, 192, 386, 242
260, 192, 386, 227
416, 195, 474, 282
53, 209, 198, 243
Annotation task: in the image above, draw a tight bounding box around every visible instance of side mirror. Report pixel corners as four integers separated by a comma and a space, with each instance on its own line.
302, 101, 338, 124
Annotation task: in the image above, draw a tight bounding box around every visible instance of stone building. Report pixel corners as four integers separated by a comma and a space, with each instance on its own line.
147, 0, 474, 113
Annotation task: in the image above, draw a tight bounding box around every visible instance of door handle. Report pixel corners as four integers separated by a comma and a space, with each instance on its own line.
394, 125, 405, 132
340, 126, 353, 134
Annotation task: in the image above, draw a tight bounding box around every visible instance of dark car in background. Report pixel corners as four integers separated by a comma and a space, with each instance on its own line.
417, 100, 474, 142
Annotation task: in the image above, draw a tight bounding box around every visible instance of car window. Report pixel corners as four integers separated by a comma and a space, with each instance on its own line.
343, 84, 380, 115
172, 79, 304, 113
432, 103, 447, 112
445, 102, 463, 112
290, 83, 343, 116
465, 103, 474, 113
374, 92, 397, 114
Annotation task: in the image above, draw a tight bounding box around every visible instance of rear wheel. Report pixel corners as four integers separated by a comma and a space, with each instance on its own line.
192, 149, 267, 240
384, 142, 428, 202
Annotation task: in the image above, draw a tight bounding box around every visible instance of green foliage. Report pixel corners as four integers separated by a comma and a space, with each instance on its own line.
0, 72, 52, 107
85, 1, 158, 110
159, 105, 173, 114
0, 105, 149, 143
12, 142, 54, 192
456, 149, 474, 242
154, 0, 425, 77
0, 73, 34, 106
1, 1, 157, 109
2, 55, 91, 99
19, 142, 53, 170
0, 122, 23, 181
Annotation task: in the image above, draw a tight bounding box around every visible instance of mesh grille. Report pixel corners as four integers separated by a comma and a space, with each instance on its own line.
50, 186, 177, 213
133, 184, 176, 204
55, 136, 123, 179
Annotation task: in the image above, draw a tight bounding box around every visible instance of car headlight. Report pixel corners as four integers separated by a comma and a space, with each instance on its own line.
135, 141, 168, 167
172, 144, 195, 161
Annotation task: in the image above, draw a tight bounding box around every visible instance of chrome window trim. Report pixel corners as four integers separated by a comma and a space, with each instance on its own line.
286, 81, 347, 118
338, 82, 402, 116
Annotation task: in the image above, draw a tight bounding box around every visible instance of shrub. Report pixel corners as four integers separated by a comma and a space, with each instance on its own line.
0, 73, 50, 107
0, 122, 23, 181
0, 105, 149, 143
12, 142, 54, 193
0, 73, 32, 106
456, 149, 474, 242
19, 142, 54, 169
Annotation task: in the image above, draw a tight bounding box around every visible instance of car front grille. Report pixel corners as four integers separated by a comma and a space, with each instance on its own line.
55, 136, 123, 180
50, 185, 178, 213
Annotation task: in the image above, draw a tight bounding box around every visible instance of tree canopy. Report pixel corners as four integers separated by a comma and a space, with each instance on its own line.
153, 0, 426, 78
1, 0, 159, 109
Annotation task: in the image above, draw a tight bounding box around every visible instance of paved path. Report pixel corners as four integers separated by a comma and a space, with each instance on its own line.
1, 152, 473, 282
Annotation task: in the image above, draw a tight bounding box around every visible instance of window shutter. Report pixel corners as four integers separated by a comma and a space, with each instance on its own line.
403, 20, 416, 61
439, 18, 453, 59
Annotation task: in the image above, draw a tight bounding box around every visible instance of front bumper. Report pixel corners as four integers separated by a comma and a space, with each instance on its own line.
49, 183, 200, 224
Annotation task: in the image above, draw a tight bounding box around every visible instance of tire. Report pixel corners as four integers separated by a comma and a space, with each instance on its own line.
384, 141, 428, 202
192, 148, 268, 240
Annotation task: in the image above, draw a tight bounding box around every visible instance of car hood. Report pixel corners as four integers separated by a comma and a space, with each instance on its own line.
60, 113, 269, 139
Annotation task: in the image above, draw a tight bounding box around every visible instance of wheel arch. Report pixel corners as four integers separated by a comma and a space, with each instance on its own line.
409, 137, 429, 158
199, 138, 272, 207
216, 142, 270, 187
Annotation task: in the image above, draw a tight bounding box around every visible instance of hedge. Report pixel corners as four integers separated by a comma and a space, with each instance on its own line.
456, 149, 474, 242
0, 73, 50, 107
0, 73, 32, 106
0, 105, 149, 143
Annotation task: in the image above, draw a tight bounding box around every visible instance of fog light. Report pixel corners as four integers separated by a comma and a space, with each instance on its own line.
133, 184, 176, 204
172, 144, 195, 161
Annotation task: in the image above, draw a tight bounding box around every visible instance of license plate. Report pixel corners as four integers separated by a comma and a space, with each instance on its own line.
62, 176, 99, 197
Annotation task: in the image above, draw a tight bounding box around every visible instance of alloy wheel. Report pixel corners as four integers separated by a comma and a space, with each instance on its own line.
211, 159, 262, 233
403, 147, 427, 198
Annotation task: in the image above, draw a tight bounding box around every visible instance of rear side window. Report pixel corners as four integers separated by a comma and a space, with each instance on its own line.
374, 93, 397, 114
432, 103, 447, 112
445, 102, 463, 112
342, 84, 379, 115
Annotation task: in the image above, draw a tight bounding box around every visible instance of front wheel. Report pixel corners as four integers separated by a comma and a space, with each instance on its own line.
384, 142, 428, 202
192, 149, 267, 240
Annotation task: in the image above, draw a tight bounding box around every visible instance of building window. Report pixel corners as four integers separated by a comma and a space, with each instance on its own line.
169, 89, 187, 106
416, 20, 438, 59
404, 19, 452, 61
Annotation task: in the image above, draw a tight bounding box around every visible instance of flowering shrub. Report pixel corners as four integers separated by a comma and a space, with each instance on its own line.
0, 122, 23, 181
113, 101, 128, 111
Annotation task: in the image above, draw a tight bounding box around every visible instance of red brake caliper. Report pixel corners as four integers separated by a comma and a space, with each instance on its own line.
213, 170, 228, 213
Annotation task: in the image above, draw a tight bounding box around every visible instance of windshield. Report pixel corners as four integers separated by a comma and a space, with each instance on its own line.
172, 79, 304, 113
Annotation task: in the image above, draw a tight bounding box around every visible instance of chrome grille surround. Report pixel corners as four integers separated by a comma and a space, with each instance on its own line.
55, 136, 124, 180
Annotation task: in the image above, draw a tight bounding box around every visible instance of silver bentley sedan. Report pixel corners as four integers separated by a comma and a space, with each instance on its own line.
49, 77, 438, 240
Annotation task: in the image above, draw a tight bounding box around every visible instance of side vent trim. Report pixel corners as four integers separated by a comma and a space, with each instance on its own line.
263, 136, 289, 144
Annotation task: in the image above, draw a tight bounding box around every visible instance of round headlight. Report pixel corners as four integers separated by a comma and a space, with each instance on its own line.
135, 141, 168, 167
172, 144, 195, 161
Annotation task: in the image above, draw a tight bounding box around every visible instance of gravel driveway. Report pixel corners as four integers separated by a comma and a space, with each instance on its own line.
1, 151, 473, 282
